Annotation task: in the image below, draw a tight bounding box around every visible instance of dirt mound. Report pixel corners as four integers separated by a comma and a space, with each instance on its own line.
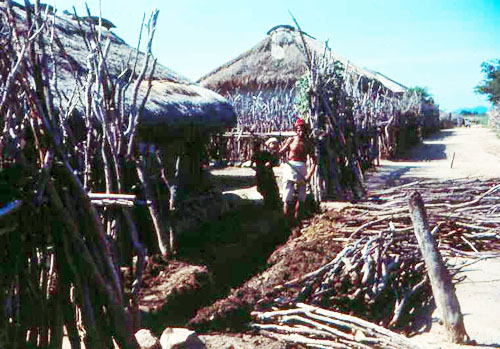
135, 203, 291, 333
137, 257, 215, 330
189, 213, 345, 332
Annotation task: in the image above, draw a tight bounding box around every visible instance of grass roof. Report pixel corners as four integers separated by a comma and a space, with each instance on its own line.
199, 24, 406, 95
2, 3, 235, 130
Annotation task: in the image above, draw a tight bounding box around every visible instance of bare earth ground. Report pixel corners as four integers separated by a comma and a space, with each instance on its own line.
203, 126, 500, 348
380, 127, 500, 349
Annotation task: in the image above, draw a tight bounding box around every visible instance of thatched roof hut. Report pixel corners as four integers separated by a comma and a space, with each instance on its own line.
198, 24, 406, 96
1, 2, 236, 193
135, 80, 236, 137
3, 3, 236, 135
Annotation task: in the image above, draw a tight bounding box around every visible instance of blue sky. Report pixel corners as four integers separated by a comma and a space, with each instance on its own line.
57, 0, 500, 111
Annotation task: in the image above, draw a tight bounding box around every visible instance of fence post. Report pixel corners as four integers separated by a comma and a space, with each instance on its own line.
408, 191, 469, 344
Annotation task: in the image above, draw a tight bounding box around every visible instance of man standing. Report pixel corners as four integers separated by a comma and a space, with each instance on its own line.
279, 118, 317, 223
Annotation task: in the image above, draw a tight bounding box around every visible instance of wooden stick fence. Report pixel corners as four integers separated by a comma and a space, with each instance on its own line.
0, 2, 174, 347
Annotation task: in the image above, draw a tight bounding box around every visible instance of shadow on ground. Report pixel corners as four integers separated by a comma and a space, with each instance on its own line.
177, 203, 289, 289
398, 131, 450, 161
365, 165, 414, 191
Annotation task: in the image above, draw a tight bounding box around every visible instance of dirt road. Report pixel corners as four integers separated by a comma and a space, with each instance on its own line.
368, 126, 500, 186
365, 126, 500, 348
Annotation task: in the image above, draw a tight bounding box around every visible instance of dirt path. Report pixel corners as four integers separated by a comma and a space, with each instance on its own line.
364, 126, 500, 348
367, 126, 500, 188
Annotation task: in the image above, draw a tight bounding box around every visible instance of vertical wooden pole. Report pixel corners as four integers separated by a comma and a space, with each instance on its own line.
136, 161, 170, 256
408, 191, 468, 344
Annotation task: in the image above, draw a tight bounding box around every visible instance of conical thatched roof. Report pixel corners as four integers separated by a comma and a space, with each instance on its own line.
198, 24, 406, 95
136, 80, 236, 129
2, 3, 235, 130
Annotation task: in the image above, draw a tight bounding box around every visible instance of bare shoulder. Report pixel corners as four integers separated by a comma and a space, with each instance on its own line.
281, 136, 294, 149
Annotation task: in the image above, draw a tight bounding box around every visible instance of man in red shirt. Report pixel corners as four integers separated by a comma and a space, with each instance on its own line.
279, 119, 317, 223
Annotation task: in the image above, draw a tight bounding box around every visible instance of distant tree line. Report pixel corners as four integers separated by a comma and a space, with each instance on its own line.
459, 110, 482, 116
407, 86, 435, 105
476, 59, 500, 105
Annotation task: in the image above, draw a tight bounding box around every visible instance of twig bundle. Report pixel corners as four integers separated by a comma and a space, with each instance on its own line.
252, 303, 418, 348
346, 178, 500, 255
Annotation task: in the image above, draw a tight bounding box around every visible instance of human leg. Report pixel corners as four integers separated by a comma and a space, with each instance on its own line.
283, 180, 294, 214
294, 182, 307, 220
294, 199, 301, 220
284, 180, 299, 226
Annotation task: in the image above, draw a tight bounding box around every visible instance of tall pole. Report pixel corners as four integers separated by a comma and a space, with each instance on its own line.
408, 192, 469, 344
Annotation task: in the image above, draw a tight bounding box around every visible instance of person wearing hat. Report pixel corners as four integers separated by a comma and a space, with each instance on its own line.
251, 138, 281, 208
279, 118, 317, 223
265, 137, 279, 151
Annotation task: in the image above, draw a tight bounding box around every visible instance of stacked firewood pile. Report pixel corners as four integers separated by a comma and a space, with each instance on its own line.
0, 3, 168, 347
252, 303, 418, 349
256, 229, 431, 330
346, 178, 500, 255
250, 178, 499, 346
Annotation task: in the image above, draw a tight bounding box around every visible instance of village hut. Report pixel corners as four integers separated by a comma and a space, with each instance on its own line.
1, 2, 237, 254
197, 24, 441, 199
197, 25, 413, 164
35, 6, 235, 188
199, 24, 407, 126
53, 10, 236, 129
0, 4, 240, 345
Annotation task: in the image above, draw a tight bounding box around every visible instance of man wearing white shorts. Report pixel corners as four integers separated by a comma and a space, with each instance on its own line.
279, 119, 316, 223
282, 160, 307, 203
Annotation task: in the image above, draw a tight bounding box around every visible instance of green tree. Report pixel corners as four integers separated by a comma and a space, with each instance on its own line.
408, 86, 435, 104
475, 59, 500, 105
